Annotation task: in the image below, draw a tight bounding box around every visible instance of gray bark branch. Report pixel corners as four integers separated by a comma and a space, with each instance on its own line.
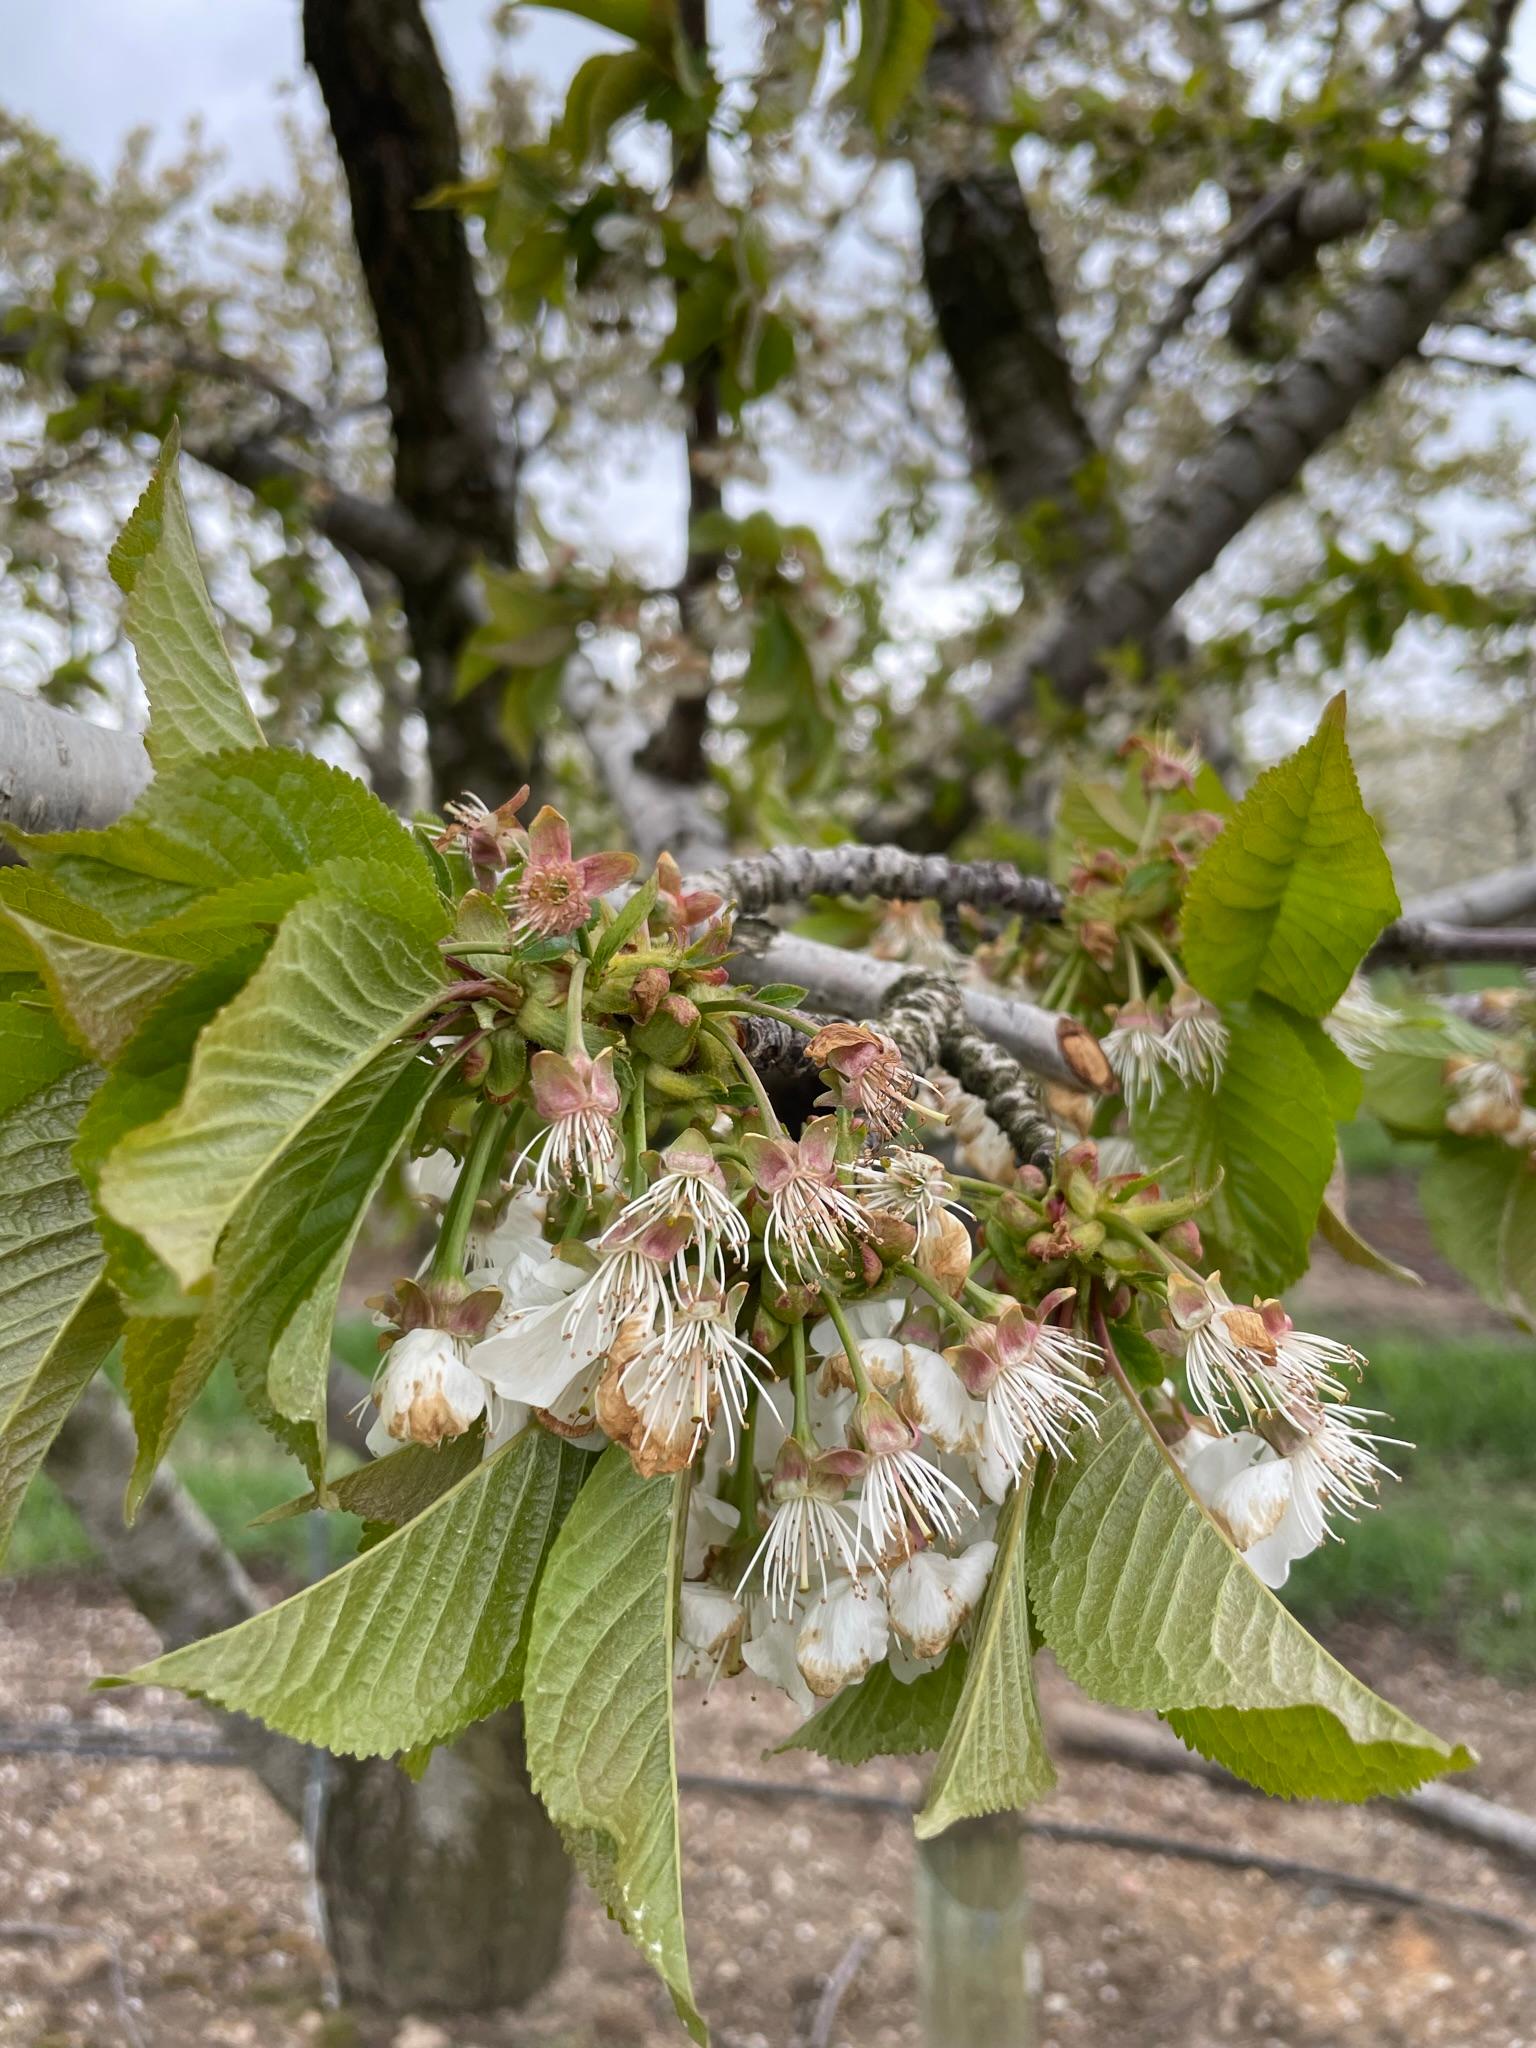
982, 163, 1536, 727
0, 694, 151, 847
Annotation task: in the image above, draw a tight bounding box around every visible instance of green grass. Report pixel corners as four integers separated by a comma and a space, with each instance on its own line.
1283, 1329, 1536, 1677
9, 1357, 364, 1580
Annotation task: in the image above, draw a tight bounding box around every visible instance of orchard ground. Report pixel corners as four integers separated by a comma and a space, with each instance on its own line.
2, 1136, 1534, 2047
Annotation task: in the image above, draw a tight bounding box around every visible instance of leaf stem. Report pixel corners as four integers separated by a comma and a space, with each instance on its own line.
721, 998, 818, 1033
790, 1318, 812, 1443
430, 1101, 511, 1283
703, 1017, 783, 1136
896, 1259, 978, 1331
627, 1062, 649, 1200
563, 954, 589, 1057
821, 1290, 872, 1400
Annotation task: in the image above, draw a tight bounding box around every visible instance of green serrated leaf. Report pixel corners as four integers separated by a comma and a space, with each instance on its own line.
1316, 1195, 1422, 1287
1363, 1014, 1495, 1138
1135, 998, 1336, 1293
73, 946, 269, 1317
525, 1448, 705, 2044
779, 1646, 968, 1766
0, 1061, 124, 1561
1031, 1394, 1472, 1799
0, 1000, 81, 1118
592, 873, 659, 975
519, 0, 675, 57
1419, 1138, 1535, 1326
1182, 694, 1400, 1018
916, 1474, 1055, 1837
11, 748, 445, 936
0, 869, 228, 1060
253, 1427, 487, 1527
107, 1427, 586, 1754
99, 893, 448, 1288
109, 422, 265, 774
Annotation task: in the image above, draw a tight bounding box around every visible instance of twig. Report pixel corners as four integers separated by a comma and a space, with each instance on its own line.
676, 1774, 1536, 1945
881, 970, 1060, 1163
696, 844, 1064, 922
0, 1921, 146, 2048
806, 1926, 881, 2048
1366, 919, 1536, 967
1096, 182, 1306, 440
1468, 0, 1522, 198
729, 935, 1112, 1093
1401, 858, 1536, 929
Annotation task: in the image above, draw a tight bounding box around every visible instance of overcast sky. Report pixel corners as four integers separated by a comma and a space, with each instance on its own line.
6, 2, 597, 183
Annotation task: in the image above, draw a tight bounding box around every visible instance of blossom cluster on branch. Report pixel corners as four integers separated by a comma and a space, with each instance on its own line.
362, 758, 1399, 1714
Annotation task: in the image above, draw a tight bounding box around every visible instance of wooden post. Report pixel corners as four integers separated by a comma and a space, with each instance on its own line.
915, 1812, 1035, 2048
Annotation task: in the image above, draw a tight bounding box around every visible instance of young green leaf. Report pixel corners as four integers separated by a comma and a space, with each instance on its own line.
1364, 1014, 1495, 1138
779, 1648, 969, 1766
524, 1448, 705, 2045
242, 1046, 439, 1425
99, 893, 449, 1288
109, 422, 265, 773
1135, 998, 1337, 1294
0, 869, 227, 1060
1182, 694, 1400, 1018
73, 946, 269, 1317
253, 1427, 487, 1527
846, 0, 938, 140
1419, 1139, 1533, 1326
10, 748, 446, 936
0, 1058, 124, 1561
105, 1427, 587, 1754
1031, 1396, 1472, 1799
916, 1473, 1055, 1838
0, 1000, 82, 1117
591, 872, 659, 975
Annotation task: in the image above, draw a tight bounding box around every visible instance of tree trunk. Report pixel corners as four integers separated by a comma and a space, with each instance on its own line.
45, 1379, 571, 2013
915, 1812, 1036, 2048
319, 1712, 571, 2010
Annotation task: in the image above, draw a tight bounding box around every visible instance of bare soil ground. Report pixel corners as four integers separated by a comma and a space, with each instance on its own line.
1, 1574, 1533, 2048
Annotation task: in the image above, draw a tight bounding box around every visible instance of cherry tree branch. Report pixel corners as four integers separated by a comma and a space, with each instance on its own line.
1401, 860, 1536, 928
697, 843, 1062, 920
0, 693, 150, 842
729, 931, 1112, 1093
981, 159, 1536, 728
1366, 920, 1536, 967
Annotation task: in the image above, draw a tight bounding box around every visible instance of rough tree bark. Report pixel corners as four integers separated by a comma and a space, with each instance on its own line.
302, 0, 521, 808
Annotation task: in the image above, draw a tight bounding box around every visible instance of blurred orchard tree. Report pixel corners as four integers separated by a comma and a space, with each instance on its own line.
5, 0, 1536, 862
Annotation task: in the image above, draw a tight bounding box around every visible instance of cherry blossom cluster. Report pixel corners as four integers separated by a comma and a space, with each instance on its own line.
359, 791, 1400, 1716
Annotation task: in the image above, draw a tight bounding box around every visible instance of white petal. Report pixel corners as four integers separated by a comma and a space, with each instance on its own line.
1213, 1456, 1292, 1549
809, 1296, 904, 1356
484, 1400, 532, 1452
903, 1346, 982, 1453
796, 1574, 890, 1698
971, 1431, 1016, 1505
470, 1299, 593, 1406
684, 1490, 741, 1578
742, 1610, 815, 1714
886, 1541, 996, 1657
678, 1581, 744, 1657
1179, 1429, 1267, 1508
404, 1148, 459, 1205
